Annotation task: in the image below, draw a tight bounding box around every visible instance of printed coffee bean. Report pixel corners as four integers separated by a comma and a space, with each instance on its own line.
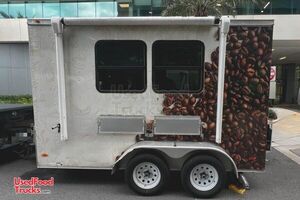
257, 48, 264, 56
189, 97, 196, 105
182, 98, 189, 107
231, 49, 240, 56
247, 68, 255, 77
248, 30, 255, 39
259, 33, 270, 43
257, 84, 263, 94
258, 41, 266, 49
253, 42, 259, 49
230, 35, 239, 42
208, 122, 216, 129
234, 42, 242, 49
252, 36, 258, 43
260, 69, 267, 76
247, 57, 256, 64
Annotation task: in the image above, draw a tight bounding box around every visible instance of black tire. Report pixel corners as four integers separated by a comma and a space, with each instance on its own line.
125, 154, 169, 196
181, 155, 226, 198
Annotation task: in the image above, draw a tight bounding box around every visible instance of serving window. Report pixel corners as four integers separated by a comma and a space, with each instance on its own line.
152, 40, 204, 93
95, 40, 147, 93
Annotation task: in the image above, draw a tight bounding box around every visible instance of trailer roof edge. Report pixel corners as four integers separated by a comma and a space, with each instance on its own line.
230, 19, 274, 26
28, 17, 220, 26
28, 17, 274, 27
62, 17, 219, 26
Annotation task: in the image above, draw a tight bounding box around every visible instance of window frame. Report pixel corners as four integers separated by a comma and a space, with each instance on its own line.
152, 40, 205, 94
95, 40, 147, 93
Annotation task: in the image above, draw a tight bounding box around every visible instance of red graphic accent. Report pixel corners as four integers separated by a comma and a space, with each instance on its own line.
270, 66, 276, 81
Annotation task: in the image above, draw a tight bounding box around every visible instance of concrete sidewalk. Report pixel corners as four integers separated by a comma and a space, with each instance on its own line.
271, 107, 300, 165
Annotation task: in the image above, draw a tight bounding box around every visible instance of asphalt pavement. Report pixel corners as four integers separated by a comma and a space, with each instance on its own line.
0, 148, 300, 200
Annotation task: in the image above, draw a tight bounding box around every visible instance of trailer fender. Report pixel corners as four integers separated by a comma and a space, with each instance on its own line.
112, 141, 238, 178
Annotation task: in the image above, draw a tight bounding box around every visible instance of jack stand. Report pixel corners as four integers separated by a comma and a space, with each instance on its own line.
238, 173, 250, 190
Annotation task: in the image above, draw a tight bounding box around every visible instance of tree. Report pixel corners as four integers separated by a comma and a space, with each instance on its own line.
162, 0, 267, 16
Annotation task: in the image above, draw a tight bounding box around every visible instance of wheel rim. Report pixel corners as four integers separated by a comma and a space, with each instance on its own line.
189, 163, 219, 191
132, 162, 161, 189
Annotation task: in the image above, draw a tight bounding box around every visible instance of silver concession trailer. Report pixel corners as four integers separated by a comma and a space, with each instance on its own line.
28, 17, 273, 198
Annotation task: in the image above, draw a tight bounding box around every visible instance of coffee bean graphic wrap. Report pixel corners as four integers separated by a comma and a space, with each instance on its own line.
151, 25, 273, 170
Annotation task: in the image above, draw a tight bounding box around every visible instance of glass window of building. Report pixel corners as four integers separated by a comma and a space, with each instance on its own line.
133, 0, 152, 16
152, 0, 162, 7
26, 3, 43, 18
152, 40, 204, 93
292, 0, 300, 14
96, 0, 118, 17
0, 3, 9, 18
152, 0, 163, 16
43, 3, 60, 18
61, 2, 77, 17
95, 40, 147, 93
9, 3, 25, 18
262, 1, 272, 14
271, 0, 292, 14
78, 2, 95, 17
1, 0, 299, 18
236, 2, 255, 15
117, 0, 132, 16
134, 0, 152, 6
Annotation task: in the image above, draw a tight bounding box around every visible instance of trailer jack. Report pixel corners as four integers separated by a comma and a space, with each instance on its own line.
238, 173, 250, 190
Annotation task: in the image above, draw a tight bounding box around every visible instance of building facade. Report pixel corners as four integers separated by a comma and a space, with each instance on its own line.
0, 0, 300, 105
0, 0, 164, 18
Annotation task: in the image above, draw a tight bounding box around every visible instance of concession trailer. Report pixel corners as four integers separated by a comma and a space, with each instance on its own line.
28, 16, 274, 198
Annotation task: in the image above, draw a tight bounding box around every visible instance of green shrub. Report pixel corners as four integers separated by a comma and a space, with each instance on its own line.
0, 95, 32, 104
268, 109, 277, 120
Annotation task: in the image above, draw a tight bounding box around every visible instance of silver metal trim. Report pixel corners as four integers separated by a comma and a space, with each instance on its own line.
37, 164, 112, 170
230, 19, 274, 26
28, 18, 51, 26
216, 16, 230, 144
97, 115, 145, 135
28, 18, 274, 27
154, 116, 201, 136
62, 17, 218, 26
51, 17, 68, 141
238, 173, 250, 190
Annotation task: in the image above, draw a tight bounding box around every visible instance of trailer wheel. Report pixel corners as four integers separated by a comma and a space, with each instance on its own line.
125, 154, 168, 196
181, 155, 226, 198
